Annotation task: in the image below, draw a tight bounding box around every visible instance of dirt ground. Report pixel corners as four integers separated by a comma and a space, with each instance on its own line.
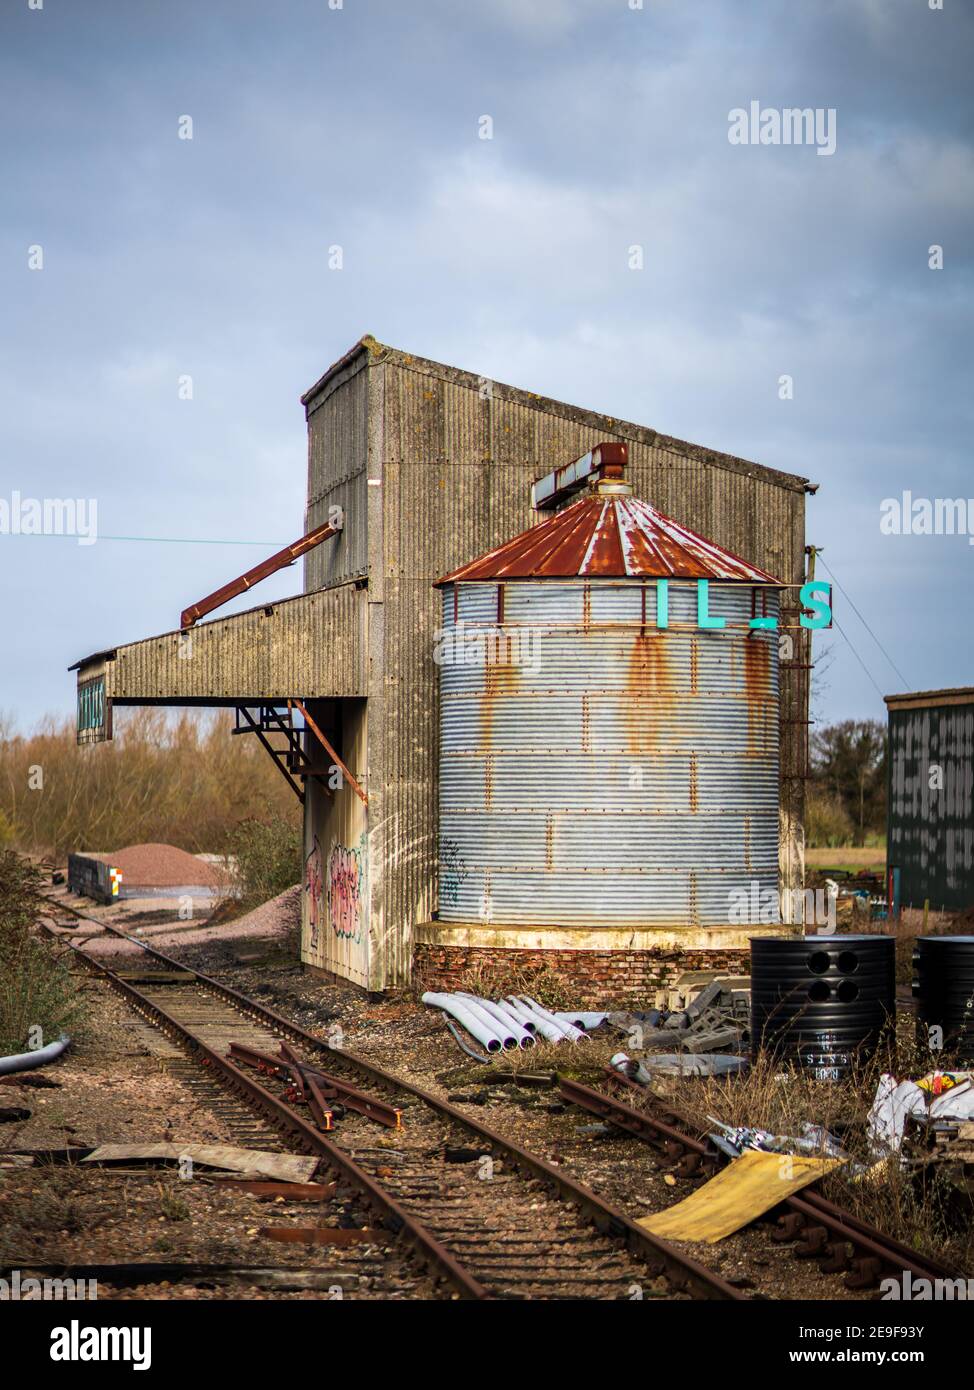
805, 847, 885, 873
6, 891, 967, 1300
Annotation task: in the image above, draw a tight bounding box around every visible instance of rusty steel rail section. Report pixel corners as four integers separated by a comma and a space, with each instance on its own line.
39, 899, 744, 1301
39, 920, 487, 1300
560, 1073, 961, 1291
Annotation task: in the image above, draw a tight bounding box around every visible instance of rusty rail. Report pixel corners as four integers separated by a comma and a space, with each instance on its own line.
562, 1072, 961, 1290
39, 897, 744, 1301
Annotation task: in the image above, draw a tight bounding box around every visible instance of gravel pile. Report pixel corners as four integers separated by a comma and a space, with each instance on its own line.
92, 843, 229, 889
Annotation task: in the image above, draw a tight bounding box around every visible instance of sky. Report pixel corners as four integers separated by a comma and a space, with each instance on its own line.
0, 0, 971, 731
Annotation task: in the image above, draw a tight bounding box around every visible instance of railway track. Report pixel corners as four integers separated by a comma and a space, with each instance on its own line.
558, 1073, 963, 1292
36, 897, 744, 1302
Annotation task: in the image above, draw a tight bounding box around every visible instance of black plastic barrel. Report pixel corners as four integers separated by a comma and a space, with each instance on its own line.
913, 936, 974, 1063
750, 935, 896, 1080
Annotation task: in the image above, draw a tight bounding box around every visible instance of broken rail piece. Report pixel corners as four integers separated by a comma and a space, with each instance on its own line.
227, 1041, 403, 1130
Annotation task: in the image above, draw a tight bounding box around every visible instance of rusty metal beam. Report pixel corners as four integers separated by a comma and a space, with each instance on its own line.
290, 698, 368, 806
180, 520, 340, 629
531, 442, 628, 511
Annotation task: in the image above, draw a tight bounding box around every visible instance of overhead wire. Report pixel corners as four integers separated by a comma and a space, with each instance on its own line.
817, 555, 910, 690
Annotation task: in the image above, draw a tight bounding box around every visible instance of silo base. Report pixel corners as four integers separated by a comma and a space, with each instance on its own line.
414, 922, 796, 1006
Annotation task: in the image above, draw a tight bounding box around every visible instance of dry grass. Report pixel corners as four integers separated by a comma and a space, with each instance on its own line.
805, 845, 886, 873
413, 956, 585, 1012
671, 1018, 974, 1273
0, 850, 86, 1054
0, 708, 299, 859
1, 1165, 90, 1241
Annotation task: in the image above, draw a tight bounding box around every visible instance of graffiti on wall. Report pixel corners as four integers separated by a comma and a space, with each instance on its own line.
440, 837, 468, 907
304, 836, 324, 953
327, 837, 366, 944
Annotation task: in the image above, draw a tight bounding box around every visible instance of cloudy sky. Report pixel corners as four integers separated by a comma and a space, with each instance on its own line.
1, 0, 971, 729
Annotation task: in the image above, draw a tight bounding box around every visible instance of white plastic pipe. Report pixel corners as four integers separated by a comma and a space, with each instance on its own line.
456, 996, 520, 1050
0, 1034, 70, 1075
556, 1012, 606, 1031
491, 998, 538, 1036
503, 996, 566, 1044
422, 993, 507, 1054
519, 996, 588, 1043
459, 994, 535, 1049
496, 997, 538, 1033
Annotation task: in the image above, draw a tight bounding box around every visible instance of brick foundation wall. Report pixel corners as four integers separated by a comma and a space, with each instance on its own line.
413, 942, 750, 1008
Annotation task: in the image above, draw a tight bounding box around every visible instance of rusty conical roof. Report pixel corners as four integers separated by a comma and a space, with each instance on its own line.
435, 494, 782, 585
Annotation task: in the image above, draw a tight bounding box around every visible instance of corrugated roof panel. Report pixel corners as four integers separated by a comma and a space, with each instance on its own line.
435, 494, 783, 585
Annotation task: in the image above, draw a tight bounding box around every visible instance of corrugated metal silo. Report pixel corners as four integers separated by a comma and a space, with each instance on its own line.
435, 446, 783, 929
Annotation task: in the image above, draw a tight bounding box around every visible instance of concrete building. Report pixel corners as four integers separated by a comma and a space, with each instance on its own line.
72, 336, 815, 996
886, 687, 974, 913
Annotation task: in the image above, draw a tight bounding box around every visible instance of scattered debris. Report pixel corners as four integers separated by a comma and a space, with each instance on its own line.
655, 971, 751, 1017
706, 1116, 851, 1163
607, 977, 749, 1056
611, 1051, 747, 1080
638, 1149, 845, 1243
868, 1071, 974, 1157
80, 1144, 321, 1184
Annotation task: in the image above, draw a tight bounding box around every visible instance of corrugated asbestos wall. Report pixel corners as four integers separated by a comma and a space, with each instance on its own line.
303, 699, 370, 987
334, 341, 808, 990
888, 699, 974, 911
304, 351, 369, 591
104, 585, 367, 701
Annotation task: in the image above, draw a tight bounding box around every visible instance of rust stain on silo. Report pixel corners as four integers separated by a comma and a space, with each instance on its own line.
545, 814, 555, 871
743, 636, 770, 753
625, 633, 671, 755
482, 654, 520, 811
689, 752, 698, 812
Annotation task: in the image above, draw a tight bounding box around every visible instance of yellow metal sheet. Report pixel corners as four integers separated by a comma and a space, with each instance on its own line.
638, 1149, 844, 1243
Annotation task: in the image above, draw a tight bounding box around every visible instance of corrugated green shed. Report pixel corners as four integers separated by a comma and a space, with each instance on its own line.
886, 688, 974, 911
